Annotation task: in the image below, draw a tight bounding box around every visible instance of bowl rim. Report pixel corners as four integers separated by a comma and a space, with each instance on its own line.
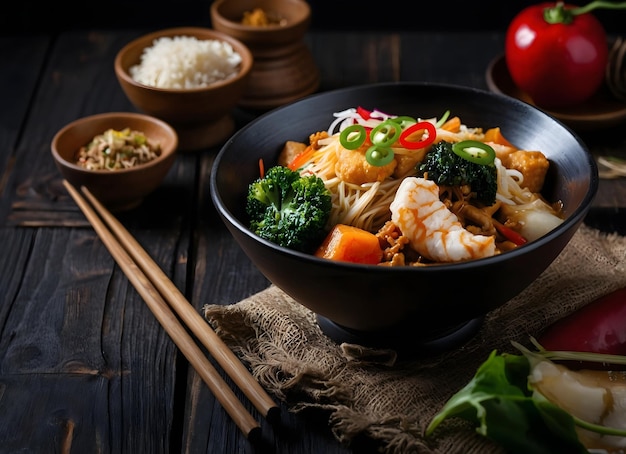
210, 0, 311, 33
211, 81, 600, 270
113, 26, 254, 94
51, 111, 178, 174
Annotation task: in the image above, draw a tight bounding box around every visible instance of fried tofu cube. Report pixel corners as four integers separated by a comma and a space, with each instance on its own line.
504, 150, 550, 193
278, 140, 307, 167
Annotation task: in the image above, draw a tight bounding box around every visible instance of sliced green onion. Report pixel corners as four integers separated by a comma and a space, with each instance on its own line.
451, 140, 496, 166
365, 145, 394, 166
399, 121, 436, 150
390, 115, 417, 130
134, 134, 147, 145
339, 124, 367, 150
435, 110, 451, 128
369, 119, 401, 147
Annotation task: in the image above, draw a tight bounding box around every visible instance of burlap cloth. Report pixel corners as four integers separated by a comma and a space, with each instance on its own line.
203, 225, 626, 453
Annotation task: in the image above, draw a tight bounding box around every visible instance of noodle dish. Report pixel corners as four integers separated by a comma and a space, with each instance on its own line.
247, 106, 565, 265
210, 82, 597, 347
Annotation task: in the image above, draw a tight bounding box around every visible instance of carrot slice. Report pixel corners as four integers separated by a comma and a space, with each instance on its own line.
288, 146, 315, 171
440, 116, 461, 132
315, 224, 383, 264
484, 127, 515, 148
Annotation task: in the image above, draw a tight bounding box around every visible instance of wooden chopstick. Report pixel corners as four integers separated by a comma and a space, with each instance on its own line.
78, 184, 279, 419
62, 180, 278, 440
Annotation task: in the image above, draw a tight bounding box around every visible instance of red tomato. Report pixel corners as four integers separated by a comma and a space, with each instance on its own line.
539, 287, 626, 357
505, 2, 608, 109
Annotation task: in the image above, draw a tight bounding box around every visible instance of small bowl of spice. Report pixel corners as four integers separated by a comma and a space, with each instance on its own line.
114, 27, 253, 151
51, 112, 178, 211
210, 0, 319, 111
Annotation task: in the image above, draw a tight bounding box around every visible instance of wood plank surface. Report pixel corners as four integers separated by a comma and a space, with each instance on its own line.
1, 26, 625, 454
0, 35, 49, 223
0, 30, 192, 453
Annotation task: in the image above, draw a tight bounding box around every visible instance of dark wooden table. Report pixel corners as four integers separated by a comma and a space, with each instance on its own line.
1, 28, 625, 454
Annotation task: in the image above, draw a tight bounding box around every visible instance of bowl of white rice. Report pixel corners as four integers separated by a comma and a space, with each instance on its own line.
114, 27, 253, 151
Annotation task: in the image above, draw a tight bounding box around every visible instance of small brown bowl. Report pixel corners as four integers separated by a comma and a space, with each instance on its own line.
211, 0, 312, 47
51, 112, 178, 211
114, 27, 253, 151
210, 0, 319, 110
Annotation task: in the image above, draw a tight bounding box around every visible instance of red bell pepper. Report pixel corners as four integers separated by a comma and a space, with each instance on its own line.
538, 286, 626, 366
356, 106, 372, 120
494, 220, 527, 246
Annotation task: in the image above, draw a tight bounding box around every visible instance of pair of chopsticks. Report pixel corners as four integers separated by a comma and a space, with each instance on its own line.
63, 180, 278, 441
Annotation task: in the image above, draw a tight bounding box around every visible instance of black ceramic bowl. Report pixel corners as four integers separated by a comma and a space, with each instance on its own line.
211, 82, 598, 352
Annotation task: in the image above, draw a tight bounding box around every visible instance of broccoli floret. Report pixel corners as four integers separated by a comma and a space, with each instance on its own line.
246, 165, 332, 253
417, 140, 498, 205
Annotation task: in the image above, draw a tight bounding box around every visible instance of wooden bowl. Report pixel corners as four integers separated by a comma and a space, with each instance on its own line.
114, 27, 253, 151
210, 0, 319, 110
51, 112, 178, 211
486, 54, 626, 132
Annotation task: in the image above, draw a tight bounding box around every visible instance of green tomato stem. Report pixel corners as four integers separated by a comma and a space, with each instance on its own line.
544, 1, 626, 24
572, 1, 626, 16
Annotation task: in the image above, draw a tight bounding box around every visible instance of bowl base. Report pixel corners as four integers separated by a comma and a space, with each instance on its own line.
316, 315, 483, 359
173, 115, 234, 152
106, 198, 144, 212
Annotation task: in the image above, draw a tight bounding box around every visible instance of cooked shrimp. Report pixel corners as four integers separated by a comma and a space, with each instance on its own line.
390, 177, 496, 262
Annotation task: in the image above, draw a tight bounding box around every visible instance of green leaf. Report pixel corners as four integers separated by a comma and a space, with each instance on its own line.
426, 350, 588, 454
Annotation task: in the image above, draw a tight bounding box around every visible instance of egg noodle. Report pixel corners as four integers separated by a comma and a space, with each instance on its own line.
295, 107, 556, 237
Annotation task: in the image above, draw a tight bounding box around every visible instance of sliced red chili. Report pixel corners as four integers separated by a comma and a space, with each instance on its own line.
399, 121, 436, 149
494, 220, 527, 246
